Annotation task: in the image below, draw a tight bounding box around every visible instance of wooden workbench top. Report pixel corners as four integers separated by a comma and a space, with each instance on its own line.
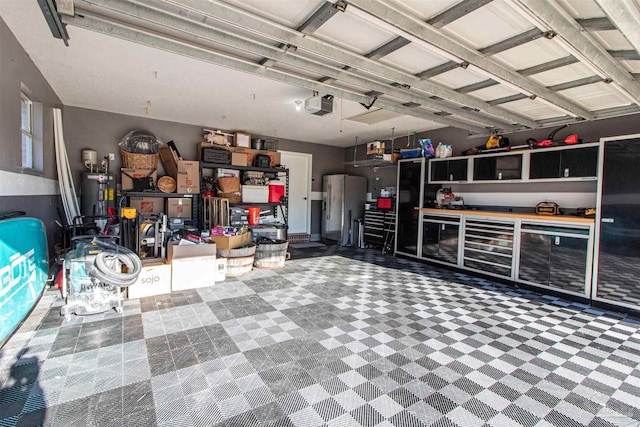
421, 208, 595, 224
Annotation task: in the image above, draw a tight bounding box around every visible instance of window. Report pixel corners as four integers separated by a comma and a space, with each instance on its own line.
21, 92, 33, 169
20, 87, 44, 172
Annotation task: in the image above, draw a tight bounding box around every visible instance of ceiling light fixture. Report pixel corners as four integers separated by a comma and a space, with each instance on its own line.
295, 100, 302, 111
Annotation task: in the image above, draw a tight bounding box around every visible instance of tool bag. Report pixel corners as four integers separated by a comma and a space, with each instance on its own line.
122, 170, 154, 192
536, 202, 560, 215
253, 154, 271, 168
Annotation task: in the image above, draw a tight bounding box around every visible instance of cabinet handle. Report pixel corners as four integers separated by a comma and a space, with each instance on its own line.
563, 168, 570, 178
601, 218, 615, 223
555, 236, 560, 245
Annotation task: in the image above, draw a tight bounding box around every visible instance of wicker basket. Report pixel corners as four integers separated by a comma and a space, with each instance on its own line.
218, 192, 242, 203
120, 148, 159, 170
157, 176, 176, 193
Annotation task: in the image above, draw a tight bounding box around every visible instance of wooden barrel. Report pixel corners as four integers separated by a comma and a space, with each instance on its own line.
216, 243, 256, 259
226, 255, 254, 277
254, 239, 288, 269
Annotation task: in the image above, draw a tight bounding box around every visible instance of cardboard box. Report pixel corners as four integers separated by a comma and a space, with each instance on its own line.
159, 147, 179, 176
242, 185, 269, 203
265, 150, 281, 167
231, 152, 248, 166
167, 241, 216, 260
232, 148, 281, 167
231, 147, 258, 165
167, 198, 192, 219
127, 259, 171, 299
121, 168, 158, 192
367, 141, 384, 155
235, 132, 251, 148
208, 232, 251, 250
176, 161, 200, 194
168, 241, 217, 291
159, 147, 200, 193
129, 197, 164, 215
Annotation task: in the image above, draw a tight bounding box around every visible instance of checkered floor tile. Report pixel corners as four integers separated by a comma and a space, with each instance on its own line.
1, 246, 639, 426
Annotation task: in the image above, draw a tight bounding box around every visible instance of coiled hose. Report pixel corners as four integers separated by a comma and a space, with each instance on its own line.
90, 239, 142, 287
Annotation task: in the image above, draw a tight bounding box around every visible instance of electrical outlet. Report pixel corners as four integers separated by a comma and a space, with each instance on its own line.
108, 153, 115, 161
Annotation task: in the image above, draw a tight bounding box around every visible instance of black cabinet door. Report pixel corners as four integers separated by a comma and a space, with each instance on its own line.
530, 146, 597, 179
421, 221, 439, 259
561, 146, 598, 178
474, 155, 522, 180
422, 220, 459, 264
596, 138, 640, 306
449, 159, 468, 181
518, 232, 551, 285
549, 236, 587, 294
438, 223, 459, 264
529, 151, 561, 179
497, 155, 522, 179
396, 160, 423, 255
473, 157, 496, 180
430, 161, 448, 182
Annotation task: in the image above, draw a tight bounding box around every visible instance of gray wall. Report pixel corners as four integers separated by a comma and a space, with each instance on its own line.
62, 106, 346, 236
342, 113, 640, 207
411, 115, 640, 157
0, 17, 63, 254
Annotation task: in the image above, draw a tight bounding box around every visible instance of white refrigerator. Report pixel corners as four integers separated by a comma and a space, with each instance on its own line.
322, 174, 367, 246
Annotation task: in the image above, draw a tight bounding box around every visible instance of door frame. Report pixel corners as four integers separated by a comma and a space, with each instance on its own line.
280, 150, 312, 234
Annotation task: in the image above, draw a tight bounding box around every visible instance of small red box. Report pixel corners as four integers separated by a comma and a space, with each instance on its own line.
377, 197, 393, 211
268, 182, 286, 203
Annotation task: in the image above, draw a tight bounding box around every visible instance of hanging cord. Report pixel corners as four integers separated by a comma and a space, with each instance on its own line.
89, 238, 142, 287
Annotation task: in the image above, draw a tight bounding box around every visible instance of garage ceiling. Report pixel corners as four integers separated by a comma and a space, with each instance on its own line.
3, 0, 640, 147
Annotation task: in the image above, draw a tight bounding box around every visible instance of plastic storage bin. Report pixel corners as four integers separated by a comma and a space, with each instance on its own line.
242, 185, 268, 203
268, 181, 286, 203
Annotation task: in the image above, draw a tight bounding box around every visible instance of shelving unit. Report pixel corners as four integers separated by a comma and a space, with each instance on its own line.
119, 191, 200, 228
199, 162, 289, 231
346, 132, 398, 169
347, 159, 396, 168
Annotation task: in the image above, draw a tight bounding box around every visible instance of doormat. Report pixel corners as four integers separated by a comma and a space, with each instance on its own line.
289, 242, 325, 249
288, 233, 310, 244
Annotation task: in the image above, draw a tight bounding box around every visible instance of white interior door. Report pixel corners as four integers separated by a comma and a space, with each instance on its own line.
279, 151, 311, 234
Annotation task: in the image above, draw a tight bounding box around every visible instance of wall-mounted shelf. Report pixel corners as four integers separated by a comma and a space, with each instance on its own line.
346, 159, 396, 168
347, 131, 400, 169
